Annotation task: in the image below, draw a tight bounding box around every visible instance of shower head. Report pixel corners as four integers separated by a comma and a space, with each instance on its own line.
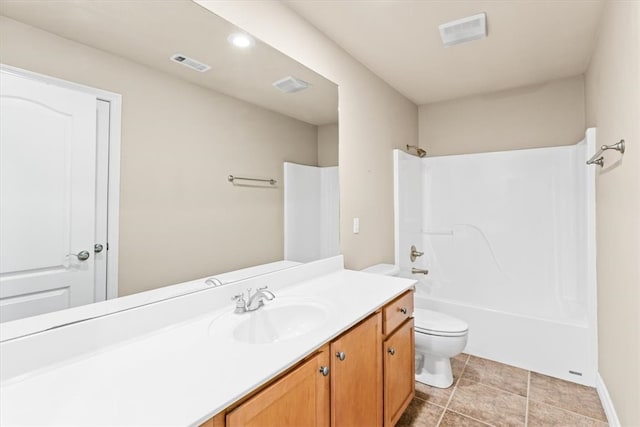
406, 145, 427, 158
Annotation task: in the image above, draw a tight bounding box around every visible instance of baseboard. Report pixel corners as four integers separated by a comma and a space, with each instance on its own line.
596, 372, 621, 427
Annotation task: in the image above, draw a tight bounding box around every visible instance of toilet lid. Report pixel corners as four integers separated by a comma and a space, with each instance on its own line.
414, 308, 468, 335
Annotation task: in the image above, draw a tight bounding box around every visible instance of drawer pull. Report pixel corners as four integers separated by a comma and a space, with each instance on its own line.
388, 347, 396, 356
335, 351, 346, 361
319, 366, 330, 376
400, 307, 407, 314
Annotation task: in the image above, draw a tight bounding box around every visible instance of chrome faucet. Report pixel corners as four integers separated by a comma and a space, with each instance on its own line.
231, 286, 275, 313
247, 286, 275, 311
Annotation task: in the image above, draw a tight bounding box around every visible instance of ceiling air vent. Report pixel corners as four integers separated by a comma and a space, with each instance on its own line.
439, 13, 487, 47
272, 76, 311, 93
170, 54, 211, 72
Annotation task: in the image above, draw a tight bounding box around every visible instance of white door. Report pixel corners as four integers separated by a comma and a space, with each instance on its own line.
0, 70, 97, 322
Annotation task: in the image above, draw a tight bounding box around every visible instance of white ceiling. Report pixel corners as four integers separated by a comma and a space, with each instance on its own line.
0, 0, 338, 125
285, 0, 605, 105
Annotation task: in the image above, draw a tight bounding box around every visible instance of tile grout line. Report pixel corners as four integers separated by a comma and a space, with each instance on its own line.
446, 408, 495, 427
525, 370, 531, 426
435, 353, 469, 426
456, 375, 529, 399
528, 398, 609, 424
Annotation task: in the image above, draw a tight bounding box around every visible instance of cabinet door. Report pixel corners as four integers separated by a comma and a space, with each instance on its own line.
226, 347, 330, 427
384, 318, 415, 427
331, 312, 382, 427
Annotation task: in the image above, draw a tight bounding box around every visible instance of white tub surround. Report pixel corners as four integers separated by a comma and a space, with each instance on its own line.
0, 256, 416, 426
394, 129, 597, 386
284, 162, 340, 262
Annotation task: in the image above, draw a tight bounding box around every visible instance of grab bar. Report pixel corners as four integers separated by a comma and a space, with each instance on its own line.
586, 139, 625, 167
228, 175, 277, 185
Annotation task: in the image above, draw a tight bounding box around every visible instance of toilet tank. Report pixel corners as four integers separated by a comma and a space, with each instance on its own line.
361, 264, 400, 276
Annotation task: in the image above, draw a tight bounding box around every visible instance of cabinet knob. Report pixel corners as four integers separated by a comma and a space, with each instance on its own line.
335, 351, 346, 361
400, 307, 407, 314
319, 366, 330, 376
388, 347, 396, 356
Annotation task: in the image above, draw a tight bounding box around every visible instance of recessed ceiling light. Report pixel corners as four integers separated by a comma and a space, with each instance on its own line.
227, 32, 255, 48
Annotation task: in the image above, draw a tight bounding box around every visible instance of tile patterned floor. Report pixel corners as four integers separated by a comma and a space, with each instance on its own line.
397, 354, 608, 427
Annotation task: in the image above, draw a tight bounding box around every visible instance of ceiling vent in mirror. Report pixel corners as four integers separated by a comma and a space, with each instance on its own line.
272, 76, 311, 93
439, 13, 487, 47
170, 54, 211, 72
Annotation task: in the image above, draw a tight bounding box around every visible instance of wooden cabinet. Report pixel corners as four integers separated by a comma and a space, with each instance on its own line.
383, 317, 415, 427
201, 290, 415, 427
225, 347, 330, 427
199, 414, 224, 427
330, 312, 382, 427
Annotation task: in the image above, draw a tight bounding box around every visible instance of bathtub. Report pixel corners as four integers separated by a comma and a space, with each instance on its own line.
403, 267, 596, 386
393, 133, 598, 386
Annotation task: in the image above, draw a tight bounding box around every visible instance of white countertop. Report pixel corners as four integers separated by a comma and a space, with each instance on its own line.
0, 260, 301, 342
0, 260, 415, 426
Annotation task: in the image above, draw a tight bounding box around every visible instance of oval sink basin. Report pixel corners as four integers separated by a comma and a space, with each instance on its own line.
232, 303, 328, 344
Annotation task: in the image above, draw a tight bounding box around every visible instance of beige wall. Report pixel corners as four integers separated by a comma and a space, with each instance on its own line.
197, 1, 419, 271
0, 17, 319, 296
585, 1, 640, 425
419, 75, 586, 156
317, 123, 339, 167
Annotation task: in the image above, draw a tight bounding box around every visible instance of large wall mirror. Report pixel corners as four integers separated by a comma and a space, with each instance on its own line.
0, 0, 339, 328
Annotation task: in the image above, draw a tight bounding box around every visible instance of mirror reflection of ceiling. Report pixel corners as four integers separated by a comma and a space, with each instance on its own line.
0, 0, 338, 125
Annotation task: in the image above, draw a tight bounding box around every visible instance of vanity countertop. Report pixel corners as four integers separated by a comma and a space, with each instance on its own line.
0, 263, 415, 426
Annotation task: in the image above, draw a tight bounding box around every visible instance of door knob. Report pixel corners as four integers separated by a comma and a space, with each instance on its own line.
388, 347, 396, 356
336, 351, 346, 361
319, 366, 330, 376
94, 244, 104, 253
68, 250, 90, 261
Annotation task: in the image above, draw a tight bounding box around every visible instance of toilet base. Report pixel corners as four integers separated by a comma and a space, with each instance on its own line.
415, 355, 454, 388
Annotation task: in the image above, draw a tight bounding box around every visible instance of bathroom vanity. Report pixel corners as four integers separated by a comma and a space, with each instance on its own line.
213, 290, 415, 427
0, 257, 415, 426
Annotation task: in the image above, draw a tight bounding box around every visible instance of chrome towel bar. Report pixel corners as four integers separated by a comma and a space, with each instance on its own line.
228, 175, 277, 185
586, 139, 625, 167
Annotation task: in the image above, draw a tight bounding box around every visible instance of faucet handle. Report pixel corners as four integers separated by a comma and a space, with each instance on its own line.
257, 285, 269, 291
232, 293, 247, 313
231, 293, 245, 305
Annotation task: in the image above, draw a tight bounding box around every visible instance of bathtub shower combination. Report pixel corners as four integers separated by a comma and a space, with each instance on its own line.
394, 129, 597, 386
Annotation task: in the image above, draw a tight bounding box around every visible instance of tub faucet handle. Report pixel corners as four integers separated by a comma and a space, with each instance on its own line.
410, 245, 424, 262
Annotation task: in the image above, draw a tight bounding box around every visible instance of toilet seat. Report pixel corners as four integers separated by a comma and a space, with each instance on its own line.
414, 308, 468, 337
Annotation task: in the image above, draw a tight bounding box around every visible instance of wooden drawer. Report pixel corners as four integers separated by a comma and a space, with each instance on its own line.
382, 290, 413, 336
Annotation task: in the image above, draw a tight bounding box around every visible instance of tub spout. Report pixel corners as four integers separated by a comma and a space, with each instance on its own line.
411, 268, 429, 275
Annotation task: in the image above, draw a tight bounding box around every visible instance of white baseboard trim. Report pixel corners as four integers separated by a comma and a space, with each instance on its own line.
596, 372, 621, 427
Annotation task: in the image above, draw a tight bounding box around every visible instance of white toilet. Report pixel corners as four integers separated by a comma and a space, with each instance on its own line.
413, 307, 468, 388
363, 264, 468, 389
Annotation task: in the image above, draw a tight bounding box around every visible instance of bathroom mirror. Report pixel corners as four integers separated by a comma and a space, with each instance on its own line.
0, 0, 339, 329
